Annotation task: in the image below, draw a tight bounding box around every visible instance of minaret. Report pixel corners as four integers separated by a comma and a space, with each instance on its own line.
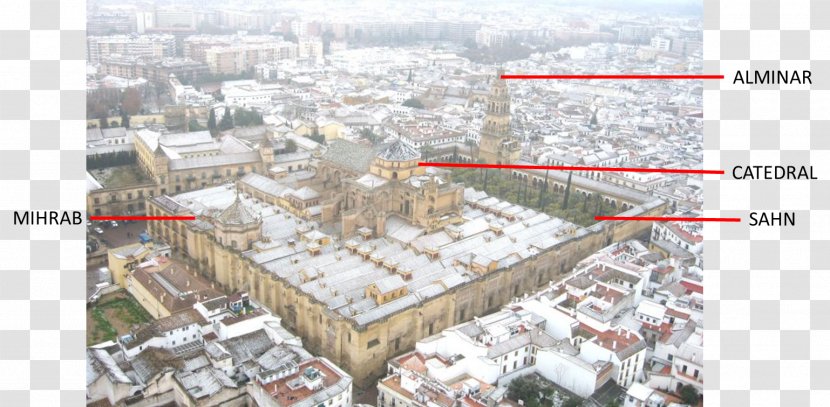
478, 68, 519, 164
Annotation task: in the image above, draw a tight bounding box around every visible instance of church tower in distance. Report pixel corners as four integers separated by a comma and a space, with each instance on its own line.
477, 68, 521, 164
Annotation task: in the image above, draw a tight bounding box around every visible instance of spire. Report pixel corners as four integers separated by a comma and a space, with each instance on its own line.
478, 68, 517, 165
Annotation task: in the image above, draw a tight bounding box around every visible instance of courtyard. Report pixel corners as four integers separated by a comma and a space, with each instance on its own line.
87, 290, 153, 346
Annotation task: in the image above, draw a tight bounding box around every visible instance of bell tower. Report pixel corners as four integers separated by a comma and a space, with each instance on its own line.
478, 68, 520, 164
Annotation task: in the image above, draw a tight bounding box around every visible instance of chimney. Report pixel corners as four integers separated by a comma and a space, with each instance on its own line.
612, 341, 617, 350
627, 330, 630, 339
187, 279, 191, 287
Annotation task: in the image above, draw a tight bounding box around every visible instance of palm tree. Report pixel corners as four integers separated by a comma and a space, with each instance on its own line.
464, 139, 477, 162
421, 145, 435, 162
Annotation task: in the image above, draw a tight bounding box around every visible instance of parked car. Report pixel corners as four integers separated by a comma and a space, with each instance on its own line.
94, 227, 104, 234
110, 221, 119, 228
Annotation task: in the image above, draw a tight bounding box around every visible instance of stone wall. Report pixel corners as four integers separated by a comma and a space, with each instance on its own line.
147, 196, 666, 387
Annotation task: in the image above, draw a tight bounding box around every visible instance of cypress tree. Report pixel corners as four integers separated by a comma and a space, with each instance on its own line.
207, 108, 217, 135
219, 107, 233, 131
537, 169, 549, 209
562, 171, 573, 209
482, 169, 489, 191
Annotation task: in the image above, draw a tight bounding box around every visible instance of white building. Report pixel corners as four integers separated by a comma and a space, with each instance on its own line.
298, 37, 324, 61
624, 382, 666, 407
117, 308, 209, 358
649, 36, 672, 52
88, 293, 350, 407
87, 34, 177, 63
579, 325, 647, 388
249, 358, 353, 407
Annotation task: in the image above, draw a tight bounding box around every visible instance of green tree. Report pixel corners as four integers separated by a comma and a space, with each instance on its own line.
562, 171, 573, 209
285, 139, 298, 153
562, 397, 583, 407
605, 399, 621, 407
420, 145, 434, 162
308, 134, 326, 145
120, 88, 142, 116
360, 128, 380, 145
99, 117, 109, 129
464, 139, 476, 162
207, 108, 217, 135
402, 98, 424, 109
506, 376, 542, 407
538, 169, 549, 209
233, 108, 248, 126
219, 107, 233, 131
120, 113, 130, 128
679, 385, 700, 405
189, 119, 206, 132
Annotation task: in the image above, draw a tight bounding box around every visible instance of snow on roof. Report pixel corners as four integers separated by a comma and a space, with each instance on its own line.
373, 275, 407, 294
627, 382, 654, 401
159, 131, 213, 147
636, 300, 667, 320
217, 195, 259, 225
87, 172, 104, 192
241, 173, 293, 197
354, 173, 388, 189
87, 348, 132, 386
290, 186, 320, 200
377, 140, 420, 161
175, 367, 237, 399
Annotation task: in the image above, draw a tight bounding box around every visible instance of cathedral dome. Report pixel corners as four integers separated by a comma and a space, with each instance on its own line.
216, 194, 258, 225
377, 140, 420, 162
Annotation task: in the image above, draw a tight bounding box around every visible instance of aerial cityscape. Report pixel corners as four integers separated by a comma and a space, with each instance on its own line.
85, 1, 705, 406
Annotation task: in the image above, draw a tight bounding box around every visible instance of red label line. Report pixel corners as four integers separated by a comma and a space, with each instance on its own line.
90, 216, 196, 221
420, 162, 724, 175
501, 74, 725, 80
596, 216, 741, 222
